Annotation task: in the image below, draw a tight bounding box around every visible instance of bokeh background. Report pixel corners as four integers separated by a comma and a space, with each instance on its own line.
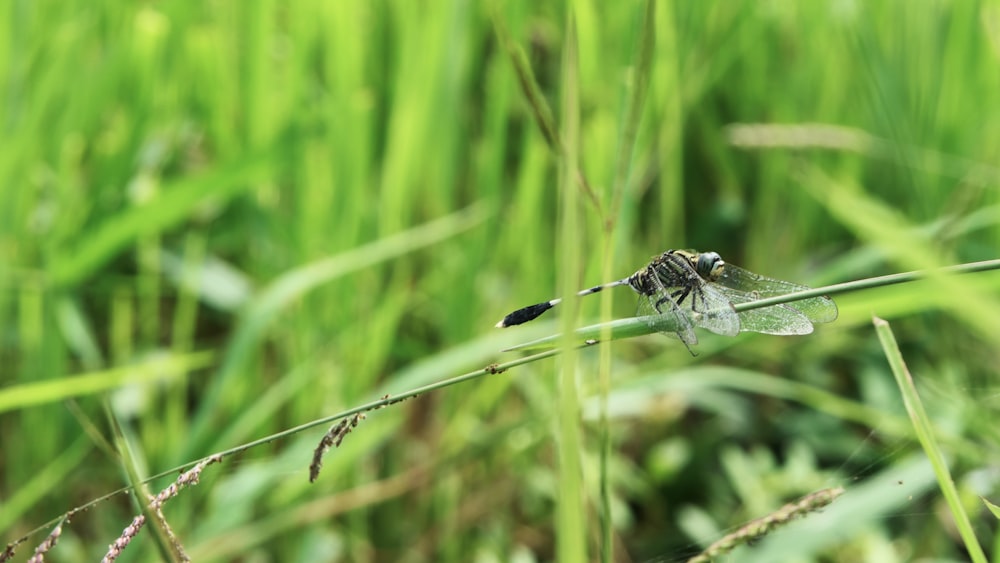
3, 1, 1000, 561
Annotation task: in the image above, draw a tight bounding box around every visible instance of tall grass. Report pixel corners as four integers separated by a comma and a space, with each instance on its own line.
2, 1, 1000, 561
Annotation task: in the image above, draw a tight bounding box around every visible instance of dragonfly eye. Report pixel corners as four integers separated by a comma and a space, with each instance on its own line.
697, 252, 725, 281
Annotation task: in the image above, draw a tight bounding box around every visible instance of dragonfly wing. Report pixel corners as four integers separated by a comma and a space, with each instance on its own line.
646, 253, 740, 337
717, 264, 839, 324
635, 290, 698, 347
684, 283, 741, 336
783, 292, 838, 323
714, 286, 814, 335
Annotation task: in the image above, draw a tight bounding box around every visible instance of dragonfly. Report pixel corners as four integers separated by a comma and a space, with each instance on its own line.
495, 249, 838, 353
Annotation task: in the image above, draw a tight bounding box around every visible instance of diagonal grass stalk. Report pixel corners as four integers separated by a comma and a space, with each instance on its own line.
8, 347, 565, 547
874, 317, 988, 563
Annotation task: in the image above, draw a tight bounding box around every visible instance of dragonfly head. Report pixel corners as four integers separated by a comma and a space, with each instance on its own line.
696, 252, 725, 281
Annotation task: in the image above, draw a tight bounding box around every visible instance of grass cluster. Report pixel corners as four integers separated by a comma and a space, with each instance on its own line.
2, 1, 1000, 561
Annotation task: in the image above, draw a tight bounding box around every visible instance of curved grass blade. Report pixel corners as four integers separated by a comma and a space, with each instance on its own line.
874, 316, 987, 563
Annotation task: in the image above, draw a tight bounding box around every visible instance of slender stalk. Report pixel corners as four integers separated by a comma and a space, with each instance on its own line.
733, 259, 1000, 314
490, 7, 601, 212
491, 15, 560, 154
600, 3, 657, 561
9, 348, 566, 545
555, 10, 587, 563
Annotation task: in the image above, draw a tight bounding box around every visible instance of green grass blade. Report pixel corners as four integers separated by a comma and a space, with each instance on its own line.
874, 316, 987, 563
107, 404, 185, 563
0, 351, 214, 414
599, 5, 656, 556
984, 498, 1000, 520
50, 151, 274, 288
555, 11, 587, 563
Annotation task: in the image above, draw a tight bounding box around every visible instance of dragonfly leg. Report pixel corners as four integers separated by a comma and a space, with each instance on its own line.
668, 287, 691, 308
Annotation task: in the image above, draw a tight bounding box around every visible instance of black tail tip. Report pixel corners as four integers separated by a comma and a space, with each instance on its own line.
495, 302, 554, 328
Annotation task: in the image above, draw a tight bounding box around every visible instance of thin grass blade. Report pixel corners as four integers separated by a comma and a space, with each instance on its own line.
873, 316, 987, 563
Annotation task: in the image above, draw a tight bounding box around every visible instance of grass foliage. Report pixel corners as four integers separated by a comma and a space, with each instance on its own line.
3, 1, 1000, 561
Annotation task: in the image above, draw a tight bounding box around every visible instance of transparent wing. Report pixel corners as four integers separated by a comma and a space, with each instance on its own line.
635, 288, 698, 347
711, 285, 814, 335
715, 263, 839, 324
680, 282, 741, 337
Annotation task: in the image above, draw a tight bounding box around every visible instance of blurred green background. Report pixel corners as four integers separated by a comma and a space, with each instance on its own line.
3, 1, 1000, 561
